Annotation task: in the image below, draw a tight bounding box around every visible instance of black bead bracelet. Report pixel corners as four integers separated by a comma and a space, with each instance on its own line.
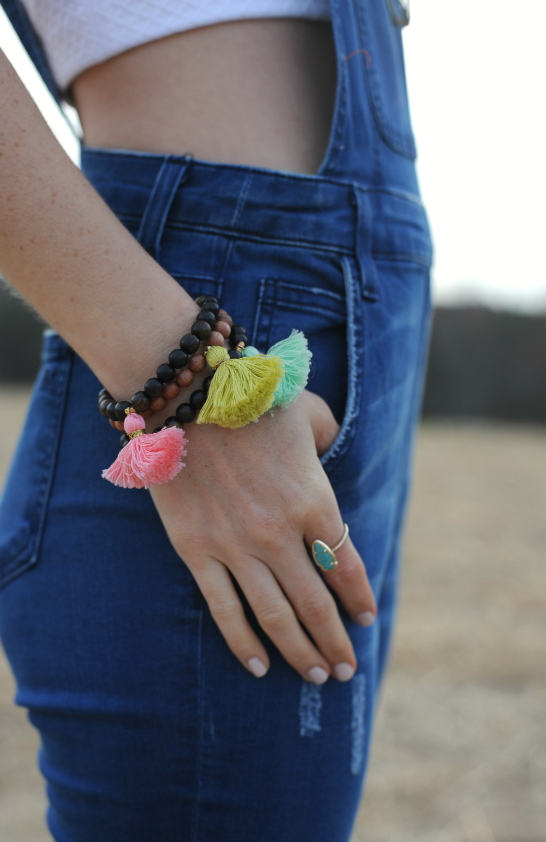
98, 296, 249, 447
97, 296, 227, 420
98, 296, 229, 416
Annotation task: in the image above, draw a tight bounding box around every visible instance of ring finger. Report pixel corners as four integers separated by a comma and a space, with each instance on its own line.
271, 546, 359, 681
304, 515, 377, 627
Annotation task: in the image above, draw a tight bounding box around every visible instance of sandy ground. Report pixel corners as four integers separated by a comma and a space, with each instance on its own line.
0, 387, 545, 842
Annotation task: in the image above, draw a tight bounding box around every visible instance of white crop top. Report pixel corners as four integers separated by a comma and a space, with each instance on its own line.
20, 0, 331, 91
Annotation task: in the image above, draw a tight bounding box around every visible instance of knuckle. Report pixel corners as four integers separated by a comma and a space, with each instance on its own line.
305, 495, 339, 532
332, 556, 362, 588
306, 474, 331, 504
256, 599, 293, 631
253, 511, 287, 549
298, 592, 333, 625
171, 536, 205, 568
207, 593, 241, 623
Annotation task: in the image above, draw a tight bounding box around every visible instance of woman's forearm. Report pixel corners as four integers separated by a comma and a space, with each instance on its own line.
0, 48, 200, 399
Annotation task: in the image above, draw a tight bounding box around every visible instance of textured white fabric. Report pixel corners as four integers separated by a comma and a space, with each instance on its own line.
21, 0, 331, 90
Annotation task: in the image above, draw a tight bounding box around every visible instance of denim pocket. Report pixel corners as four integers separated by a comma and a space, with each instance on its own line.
318, 257, 366, 477
0, 330, 72, 590
250, 257, 364, 478
341, 254, 431, 491
356, 0, 416, 160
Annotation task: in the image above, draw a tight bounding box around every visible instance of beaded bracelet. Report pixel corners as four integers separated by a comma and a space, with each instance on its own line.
97, 296, 239, 440
98, 298, 253, 447
100, 296, 311, 491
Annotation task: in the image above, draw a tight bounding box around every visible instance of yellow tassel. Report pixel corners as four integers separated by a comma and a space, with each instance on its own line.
197, 346, 284, 428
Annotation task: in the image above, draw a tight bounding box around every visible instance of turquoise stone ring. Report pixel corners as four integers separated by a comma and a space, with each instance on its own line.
312, 541, 338, 571
311, 524, 349, 572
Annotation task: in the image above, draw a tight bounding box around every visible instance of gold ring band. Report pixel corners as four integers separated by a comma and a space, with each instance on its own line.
311, 523, 349, 572
330, 523, 349, 553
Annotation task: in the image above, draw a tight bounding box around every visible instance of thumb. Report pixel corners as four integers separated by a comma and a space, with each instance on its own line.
299, 390, 340, 457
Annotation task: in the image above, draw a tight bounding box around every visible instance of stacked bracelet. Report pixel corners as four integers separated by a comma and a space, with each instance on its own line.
97, 296, 246, 447
99, 295, 311, 491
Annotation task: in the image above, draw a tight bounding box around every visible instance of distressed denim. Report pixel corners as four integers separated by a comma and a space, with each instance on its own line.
0, 1, 432, 840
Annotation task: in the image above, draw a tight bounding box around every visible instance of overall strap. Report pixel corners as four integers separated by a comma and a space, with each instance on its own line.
320, 0, 417, 189
1, 0, 62, 103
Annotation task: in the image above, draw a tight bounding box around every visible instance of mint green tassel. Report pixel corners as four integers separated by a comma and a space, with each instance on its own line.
243, 330, 312, 408
268, 330, 312, 407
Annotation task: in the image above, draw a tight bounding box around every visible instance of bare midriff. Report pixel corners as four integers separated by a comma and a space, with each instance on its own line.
71, 19, 337, 175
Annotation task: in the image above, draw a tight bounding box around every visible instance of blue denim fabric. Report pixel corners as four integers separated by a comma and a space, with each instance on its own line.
0, 2, 432, 840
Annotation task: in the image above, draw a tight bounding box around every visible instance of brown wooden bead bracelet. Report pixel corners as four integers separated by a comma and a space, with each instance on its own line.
97, 295, 249, 447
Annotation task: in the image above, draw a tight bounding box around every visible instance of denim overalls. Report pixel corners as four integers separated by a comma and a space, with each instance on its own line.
0, 2, 432, 840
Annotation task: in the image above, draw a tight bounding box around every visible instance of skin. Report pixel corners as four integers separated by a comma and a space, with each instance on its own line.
0, 19, 377, 684
71, 19, 339, 174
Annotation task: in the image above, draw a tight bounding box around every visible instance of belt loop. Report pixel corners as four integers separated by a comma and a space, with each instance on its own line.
137, 155, 193, 260
353, 187, 379, 300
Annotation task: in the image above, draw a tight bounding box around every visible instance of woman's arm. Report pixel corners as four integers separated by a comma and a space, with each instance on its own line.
0, 48, 377, 682
0, 47, 200, 398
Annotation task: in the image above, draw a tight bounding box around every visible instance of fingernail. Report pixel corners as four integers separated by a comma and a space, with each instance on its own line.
356, 611, 376, 627
248, 657, 267, 678
333, 662, 355, 682
308, 666, 329, 685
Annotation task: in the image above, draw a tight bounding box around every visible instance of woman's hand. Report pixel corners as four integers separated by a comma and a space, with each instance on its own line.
150, 389, 377, 683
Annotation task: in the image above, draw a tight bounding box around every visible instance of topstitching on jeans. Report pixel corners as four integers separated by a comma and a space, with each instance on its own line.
163, 222, 356, 256
0, 349, 73, 590
136, 157, 192, 259
355, 0, 416, 160
229, 173, 253, 228
250, 276, 347, 356
259, 279, 345, 305
320, 256, 362, 473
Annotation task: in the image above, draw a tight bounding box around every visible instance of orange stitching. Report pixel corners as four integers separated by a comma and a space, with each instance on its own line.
343, 48, 371, 68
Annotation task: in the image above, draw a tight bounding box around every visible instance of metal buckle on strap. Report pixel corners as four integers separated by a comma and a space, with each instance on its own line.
386, 0, 410, 27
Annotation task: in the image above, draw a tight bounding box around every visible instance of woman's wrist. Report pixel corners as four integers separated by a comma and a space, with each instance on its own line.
98, 294, 203, 401
99, 299, 314, 490
99, 297, 234, 435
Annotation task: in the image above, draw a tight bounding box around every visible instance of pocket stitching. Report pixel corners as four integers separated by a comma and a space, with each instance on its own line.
0, 348, 73, 590
320, 256, 363, 473
248, 265, 364, 477
264, 279, 345, 305
273, 300, 345, 321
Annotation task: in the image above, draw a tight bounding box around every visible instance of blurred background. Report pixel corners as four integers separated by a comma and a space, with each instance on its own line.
1, 1, 545, 840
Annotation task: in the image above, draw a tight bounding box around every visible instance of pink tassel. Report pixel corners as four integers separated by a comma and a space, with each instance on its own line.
102, 412, 187, 490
